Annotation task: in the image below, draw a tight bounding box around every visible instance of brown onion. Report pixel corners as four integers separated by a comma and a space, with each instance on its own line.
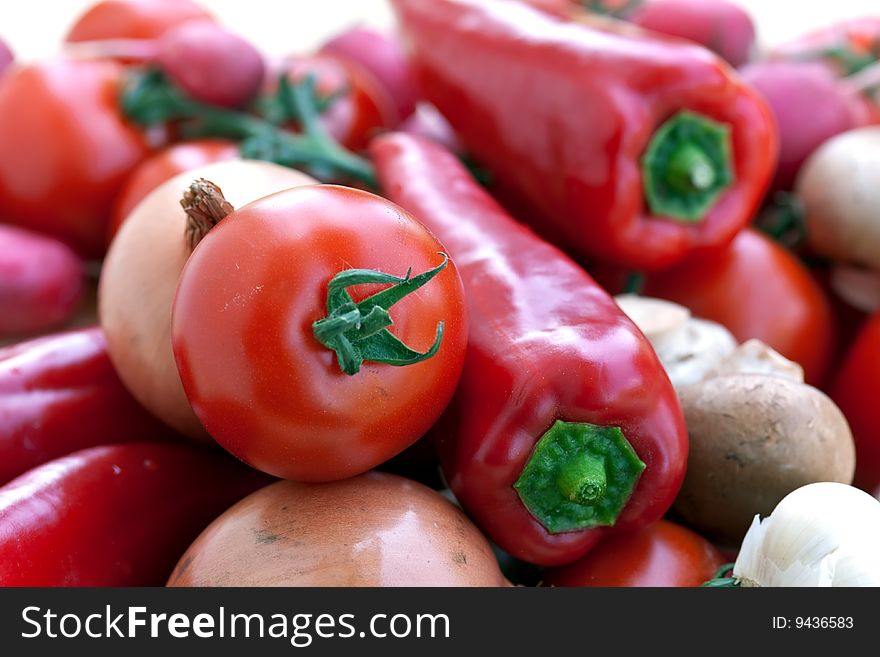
167, 472, 511, 587
99, 160, 316, 440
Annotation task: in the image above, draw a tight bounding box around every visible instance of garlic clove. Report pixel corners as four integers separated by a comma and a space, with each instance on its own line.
733, 482, 880, 587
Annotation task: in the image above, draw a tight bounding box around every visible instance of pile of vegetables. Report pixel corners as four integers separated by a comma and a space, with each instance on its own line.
0, 0, 879, 588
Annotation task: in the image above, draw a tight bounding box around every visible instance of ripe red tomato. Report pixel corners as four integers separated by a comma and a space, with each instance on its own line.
65, 0, 213, 42
0, 58, 152, 258
273, 55, 399, 151
643, 229, 835, 385
831, 312, 880, 493
543, 520, 725, 587
172, 185, 468, 482
109, 139, 239, 241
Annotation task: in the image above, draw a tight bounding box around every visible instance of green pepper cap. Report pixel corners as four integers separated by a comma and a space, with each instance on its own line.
642, 111, 734, 223
513, 420, 646, 534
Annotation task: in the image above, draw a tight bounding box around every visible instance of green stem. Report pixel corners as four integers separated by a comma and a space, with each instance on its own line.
642, 111, 734, 223
312, 255, 449, 375
556, 453, 607, 504
121, 68, 378, 188
701, 564, 740, 587
623, 271, 645, 296
514, 420, 645, 534
667, 144, 716, 193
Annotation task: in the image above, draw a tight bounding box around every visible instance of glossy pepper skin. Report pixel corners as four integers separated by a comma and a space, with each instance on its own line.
0, 327, 176, 485
372, 133, 687, 566
391, 0, 778, 271
0, 443, 270, 586
831, 312, 880, 493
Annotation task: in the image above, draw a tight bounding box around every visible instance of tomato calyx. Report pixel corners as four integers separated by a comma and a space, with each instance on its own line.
121, 68, 377, 187
312, 254, 449, 375
180, 178, 234, 250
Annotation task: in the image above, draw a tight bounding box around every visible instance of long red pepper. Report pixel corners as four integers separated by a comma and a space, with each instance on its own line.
391, 0, 778, 271
0, 326, 178, 485
0, 443, 271, 586
372, 133, 687, 566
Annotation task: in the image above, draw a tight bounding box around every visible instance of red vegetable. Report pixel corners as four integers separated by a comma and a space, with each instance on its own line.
771, 17, 880, 78
0, 225, 85, 337
640, 229, 836, 386
319, 26, 419, 121
0, 443, 269, 586
0, 37, 12, 76
629, 0, 756, 68
157, 21, 265, 108
172, 184, 468, 482
0, 327, 176, 485
272, 54, 400, 152
831, 312, 880, 492
66, 0, 213, 42
740, 61, 870, 190
543, 520, 725, 587
372, 132, 687, 566
108, 139, 239, 241
392, 0, 777, 270
0, 58, 152, 258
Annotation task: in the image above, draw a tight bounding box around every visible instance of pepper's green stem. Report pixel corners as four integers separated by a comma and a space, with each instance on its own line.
312, 255, 449, 375
121, 68, 378, 188
556, 453, 607, 504
667, 144, 716, 192
642, 111, 734, 223
514, 420, 645, 534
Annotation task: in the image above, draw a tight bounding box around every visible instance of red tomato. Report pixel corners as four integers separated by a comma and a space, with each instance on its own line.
643, 229, 835, 385
109, 139, 239, 241
543, 520, 725, 587
172, 185, 468, 482
0, 58, 152, 258
831, 312, 880, 492
273, 54, 399, 151
65, 0, 213, 42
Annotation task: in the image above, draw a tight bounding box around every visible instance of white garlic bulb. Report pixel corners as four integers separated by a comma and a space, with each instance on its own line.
733, 482, 880, 587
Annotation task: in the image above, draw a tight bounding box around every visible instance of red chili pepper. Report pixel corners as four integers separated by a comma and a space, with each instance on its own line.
372, 132, 687, 566
0, 327, 177, 486
831, 312, 880, 493
0, 443, 270, 586
391, 0, 777, 271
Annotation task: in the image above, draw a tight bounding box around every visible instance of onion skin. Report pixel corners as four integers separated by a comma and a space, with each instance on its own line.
167, 472, 511, 587
108, 139, 239, 243
99, 160, 316, 441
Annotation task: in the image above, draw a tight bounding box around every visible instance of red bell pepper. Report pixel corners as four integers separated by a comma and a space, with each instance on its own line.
391, 0, 777, 271
372, 132, 687, 566
0, 326, 177, 485
831, 312, 880, 493
0, 443, 270, 586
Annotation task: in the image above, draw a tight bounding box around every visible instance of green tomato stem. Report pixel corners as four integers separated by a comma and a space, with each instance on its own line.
312, 255, 450, 376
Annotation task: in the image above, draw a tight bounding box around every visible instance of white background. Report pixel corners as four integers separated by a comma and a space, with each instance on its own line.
0, 1, 877, 61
